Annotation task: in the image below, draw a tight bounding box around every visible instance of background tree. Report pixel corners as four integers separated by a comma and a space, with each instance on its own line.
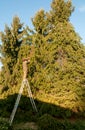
29, 0, 85, 114
46, 0, 85, 113
29, 9, 57, 93
0, 16, 27, 87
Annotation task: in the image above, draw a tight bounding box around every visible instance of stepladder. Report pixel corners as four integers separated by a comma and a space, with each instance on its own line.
9, 57, 38, 126
9, 78, 38, 126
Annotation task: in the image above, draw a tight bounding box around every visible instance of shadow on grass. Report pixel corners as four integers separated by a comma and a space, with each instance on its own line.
0, 94, 85, 130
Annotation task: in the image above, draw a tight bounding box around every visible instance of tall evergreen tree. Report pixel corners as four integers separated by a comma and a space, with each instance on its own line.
0, 16, 25, 87
29, 0, 85, 113
29, 9, 57, 92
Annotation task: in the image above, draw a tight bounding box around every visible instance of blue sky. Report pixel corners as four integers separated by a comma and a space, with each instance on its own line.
0, 0, 85, 43
0, 0, 85, 67
0, 0, 51, 31
70, 0, 85, 43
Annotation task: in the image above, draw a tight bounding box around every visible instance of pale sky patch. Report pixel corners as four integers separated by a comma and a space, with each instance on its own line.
79, 5, 85, 12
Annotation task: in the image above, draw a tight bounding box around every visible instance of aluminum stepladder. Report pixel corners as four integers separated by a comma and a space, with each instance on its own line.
9, 58, 38, 126
9, 78, 38, 126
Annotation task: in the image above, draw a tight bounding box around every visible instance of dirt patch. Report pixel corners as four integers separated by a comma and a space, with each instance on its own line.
13, 122, 38, 130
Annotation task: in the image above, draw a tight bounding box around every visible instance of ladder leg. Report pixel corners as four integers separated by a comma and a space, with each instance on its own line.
26, 80, 38, 113
9, 81, 24, 125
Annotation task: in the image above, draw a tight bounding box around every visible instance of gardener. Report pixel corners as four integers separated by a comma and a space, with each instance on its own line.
22, 57, 30, 80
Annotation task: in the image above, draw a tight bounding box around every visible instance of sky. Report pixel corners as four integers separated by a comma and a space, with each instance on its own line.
0, 0, 85, 67
70, 0, 85, 43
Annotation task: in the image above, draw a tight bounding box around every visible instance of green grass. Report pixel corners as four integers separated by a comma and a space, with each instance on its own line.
0, 118, 13, 130
37, 114, 85, 130
0, 115, 85, 130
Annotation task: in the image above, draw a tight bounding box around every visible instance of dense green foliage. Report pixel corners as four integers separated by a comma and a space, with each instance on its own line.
0, 0, 85, 129
0, 16, 24, 87
29, 0, 85, 114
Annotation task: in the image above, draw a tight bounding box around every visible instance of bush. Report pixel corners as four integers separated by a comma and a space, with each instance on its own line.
39, 103, 72, 118
37, 114, 85, 130
37, 114, 57, 130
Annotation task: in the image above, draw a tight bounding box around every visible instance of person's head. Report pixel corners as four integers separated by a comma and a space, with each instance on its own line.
23, 57, 30, 63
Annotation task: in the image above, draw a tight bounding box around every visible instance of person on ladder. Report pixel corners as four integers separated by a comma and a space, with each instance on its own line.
22, 57, 30, 80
